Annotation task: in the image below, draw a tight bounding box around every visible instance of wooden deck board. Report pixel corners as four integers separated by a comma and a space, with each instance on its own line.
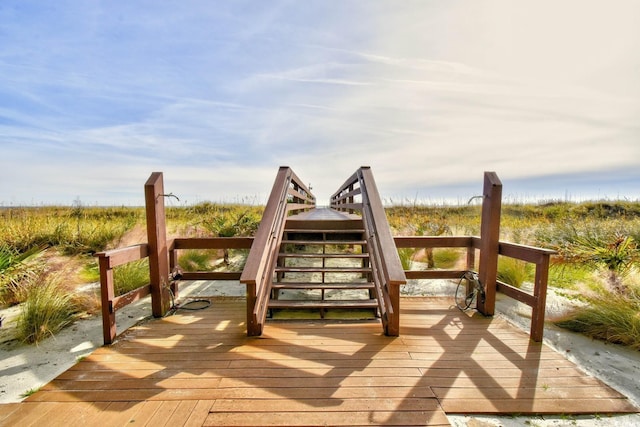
1, 297, 637, 426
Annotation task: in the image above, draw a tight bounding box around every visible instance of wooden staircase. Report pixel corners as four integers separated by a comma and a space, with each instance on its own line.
267, 216, 379, 318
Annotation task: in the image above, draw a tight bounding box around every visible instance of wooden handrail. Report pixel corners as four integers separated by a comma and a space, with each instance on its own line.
241, 166, 315, 336
331, 167, 406, 336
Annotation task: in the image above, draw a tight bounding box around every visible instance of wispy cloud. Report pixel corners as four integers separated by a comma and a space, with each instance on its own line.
0, 0, 639, 205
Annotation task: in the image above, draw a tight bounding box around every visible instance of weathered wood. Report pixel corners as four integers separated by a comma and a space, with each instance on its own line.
268, 299, 379, 309
404, 270, 469, 280
96, 244, 149, 269
98, 255, 116, 345
394, 236, 473, 248
111, 284, 152, 312
179, 271, 243, 281
12, 297, 636, 426
531, 252, 552, 342
172, 237, 254, 250
241, 167, 317, 336
477, 171, 502, 316
145, 172, 171, 317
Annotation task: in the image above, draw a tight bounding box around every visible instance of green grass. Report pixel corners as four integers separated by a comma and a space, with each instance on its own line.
2, 201, 640, 349
397, 248, 415, 270
113, 259, 150, 296
555, 289, 640, 350
17, 274, 80, 343
432, 248, 461, 269
497, 257, 533, 288
0, 244, 45, 306
178, 249, 217, 272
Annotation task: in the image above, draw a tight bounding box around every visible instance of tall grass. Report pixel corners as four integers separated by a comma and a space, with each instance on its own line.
17, 274, 81, 343
397, 248, 415, 270
497, 257, 532, 288
113, 259, 150, 296
178, 249, 217, 272
0, 244, 47, 306
555, 288, 640, 350
0, 207, 139, 255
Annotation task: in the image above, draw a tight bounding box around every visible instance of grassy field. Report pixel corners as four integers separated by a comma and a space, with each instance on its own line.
1, 201, 639, 349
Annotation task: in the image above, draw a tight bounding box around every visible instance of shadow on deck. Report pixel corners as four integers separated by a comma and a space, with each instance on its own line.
1, 296, 636, 426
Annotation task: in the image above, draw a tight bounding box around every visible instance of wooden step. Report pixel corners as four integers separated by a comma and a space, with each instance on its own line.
281, 239, 366, 246
284, 219, 364, 231
268, 299, 379, 310
278, 253, 369, 259
274, 266, 371, 274
271, 282, 375, 290
284, 228, 365, 234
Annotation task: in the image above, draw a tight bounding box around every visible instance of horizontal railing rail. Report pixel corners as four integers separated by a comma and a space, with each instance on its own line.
331, 167, 406, 336
241, 166, 315, 336
169, 237, 254, 281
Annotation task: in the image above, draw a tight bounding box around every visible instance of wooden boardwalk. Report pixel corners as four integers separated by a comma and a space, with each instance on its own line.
1, 297, 637, 426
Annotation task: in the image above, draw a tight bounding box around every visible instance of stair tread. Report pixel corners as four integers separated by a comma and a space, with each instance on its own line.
281, 239, 366, 245
279, 253, 369, 259
275, 266, 371, 273
284, 228, 365, 233
272, 282, 375, 289
269, 299, 379, 309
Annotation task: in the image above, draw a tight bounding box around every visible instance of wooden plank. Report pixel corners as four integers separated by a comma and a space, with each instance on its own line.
0, 402, 58, 426
124, 400, 163, 425
96, 244, 149, 269
210, 397, 441, 412
0, 404, 20, 422
173, 237, 253, 250
143, 400, 180, 426
394, 236, 473, 249
433, 386, 630, 400
6, 297, 638, 425
183, 400, 216, 427
204, 410, 450, 426
47, 401, 112, 426
439, 398, 638, 414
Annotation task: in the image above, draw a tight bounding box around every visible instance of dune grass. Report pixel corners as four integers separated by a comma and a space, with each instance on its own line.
17, 274, 81, 343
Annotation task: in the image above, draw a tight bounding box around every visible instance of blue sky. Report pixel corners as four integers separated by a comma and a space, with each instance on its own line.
1, 1, 639, 206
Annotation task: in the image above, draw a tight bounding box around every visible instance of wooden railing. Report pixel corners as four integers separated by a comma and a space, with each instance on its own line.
241, 167, 315, 336
331, 167, 407, 336
96, 237, 255, 345
169, 237, 254, 282
393, 236, 555, 342
97, 244, 150, 345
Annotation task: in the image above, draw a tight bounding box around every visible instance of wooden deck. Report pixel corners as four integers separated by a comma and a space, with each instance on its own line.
1, 297, 637, 426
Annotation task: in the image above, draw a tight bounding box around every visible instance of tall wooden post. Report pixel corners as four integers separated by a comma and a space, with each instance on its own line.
477, 172, 502, 316
145, 172, 171, 317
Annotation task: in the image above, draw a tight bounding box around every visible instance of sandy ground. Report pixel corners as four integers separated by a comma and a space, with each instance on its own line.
0, 279, 638, 426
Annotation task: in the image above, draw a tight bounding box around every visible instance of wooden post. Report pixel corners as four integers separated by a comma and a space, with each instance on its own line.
145, 172, 171, 317
477, 172, 502, 316
531, 254, 551, 341
98, 256, 116, 345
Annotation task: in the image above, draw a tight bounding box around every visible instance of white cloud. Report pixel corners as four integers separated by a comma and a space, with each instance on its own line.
1, 0, 639, 205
